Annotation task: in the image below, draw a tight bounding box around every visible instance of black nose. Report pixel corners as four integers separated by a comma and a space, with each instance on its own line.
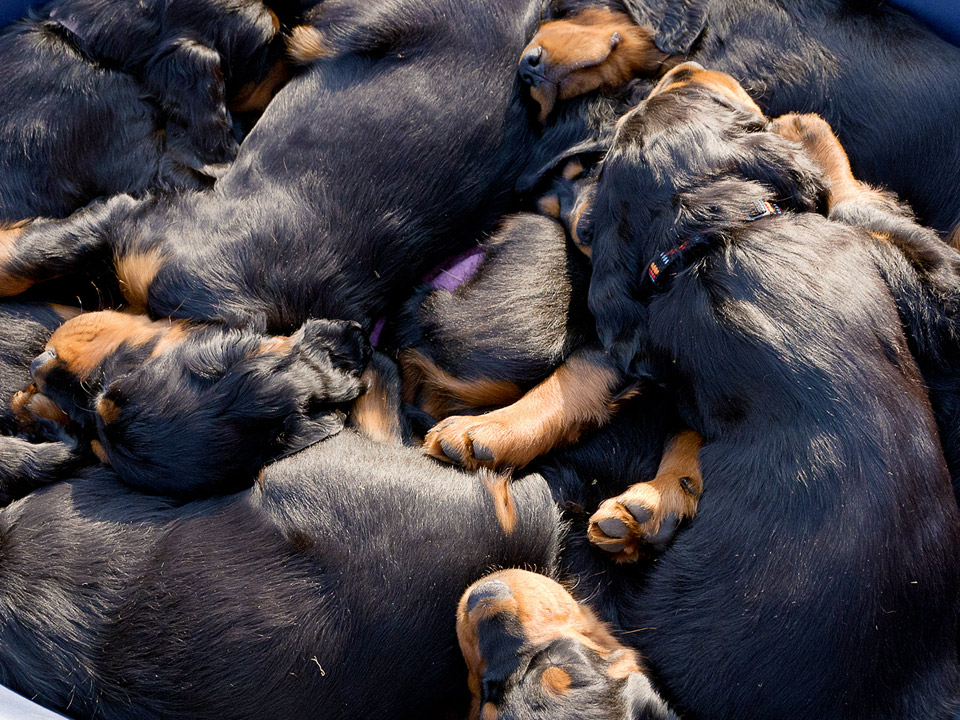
519, 46, 545, 86
30, 349, 57, 380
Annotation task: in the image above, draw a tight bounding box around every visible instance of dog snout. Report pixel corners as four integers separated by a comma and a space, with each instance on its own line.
30, 348, 57, 381
519, 46, 546, 86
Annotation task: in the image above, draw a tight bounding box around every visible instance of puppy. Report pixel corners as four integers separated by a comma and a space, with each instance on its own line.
458, 570, 677, 720
523, 0, 960, 233
0, 0, 284, 220
582, 65, 960, 718
17, 311, 369, 496
0, 0, 663, 334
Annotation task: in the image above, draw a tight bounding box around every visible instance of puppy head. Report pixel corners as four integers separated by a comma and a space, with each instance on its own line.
25, 312, 369, 496
457, 570, 673, 720
520, 8, 670, 122
586, 64, 829, 370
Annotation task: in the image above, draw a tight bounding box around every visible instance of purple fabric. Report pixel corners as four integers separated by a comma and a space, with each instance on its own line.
370, 247, 486, 347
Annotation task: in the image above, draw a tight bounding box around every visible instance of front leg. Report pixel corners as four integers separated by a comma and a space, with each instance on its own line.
588, 430, 702, 562
144, 38, 239, 178
422, 348, 629, 470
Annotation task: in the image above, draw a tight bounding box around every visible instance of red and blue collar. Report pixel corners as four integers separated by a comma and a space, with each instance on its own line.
644, 199, 782, 291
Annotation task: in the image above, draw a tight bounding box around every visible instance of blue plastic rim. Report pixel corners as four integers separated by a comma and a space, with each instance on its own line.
890, 0, 960, 46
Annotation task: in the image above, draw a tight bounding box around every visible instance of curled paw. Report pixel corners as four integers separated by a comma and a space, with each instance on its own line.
588, 470, 701, 563
423, 414, 534, 471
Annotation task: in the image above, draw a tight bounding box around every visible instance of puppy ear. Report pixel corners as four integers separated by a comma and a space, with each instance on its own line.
278, 410, 346, 458
516, 137, 609, 195
621, 0, 708, 55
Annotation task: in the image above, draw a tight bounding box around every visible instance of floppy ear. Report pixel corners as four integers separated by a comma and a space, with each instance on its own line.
621, 0, 708, 55
516, 137, 610, 194
277, 410, 346, 459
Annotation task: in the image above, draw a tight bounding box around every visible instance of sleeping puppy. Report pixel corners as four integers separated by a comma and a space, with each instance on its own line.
457, 570, 676, 720
16, 311, 369, 496
0, 0, 285, 221
0, 0, 670, 334
0, 416, 567, 719
522, 0, 960, 234
429, 64, 960, 718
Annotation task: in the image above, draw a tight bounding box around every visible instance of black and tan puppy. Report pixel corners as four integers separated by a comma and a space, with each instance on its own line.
0, 0, 669, 333
457, 569, 676, 720
521, 0, 960, 234
424, 64, 960, 717
0, 428, 565, 719
0, 0, 285, 221
17, 311, 369, 496
583, 66, 960, 719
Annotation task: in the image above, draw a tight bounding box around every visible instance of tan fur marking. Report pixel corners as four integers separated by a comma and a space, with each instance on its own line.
43, 312, 171, 381
400, 349, 524, 419
481, 473, 517, 535
423, 352, 623, 470
523, 9, 671, 121
457, 569, 645, 716
649, 62, 763, 116
149, 322, 191, 358
230, 61, 290, 113
541, 666, 571, 695
481, 703, 498, 720
90, 440, 110, 465
537, 194, 562, 219
256, 335, 293, 356
288, 25, 333, 64
96, 397, 120, 425
116, 248, 164, 313
0, 222, 32, 297
351, 365, 403, 444
562, 160, 585, 180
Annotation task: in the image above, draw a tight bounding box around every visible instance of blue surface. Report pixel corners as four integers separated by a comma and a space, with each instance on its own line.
889, 0, 960, 46
0, 0, 43, 27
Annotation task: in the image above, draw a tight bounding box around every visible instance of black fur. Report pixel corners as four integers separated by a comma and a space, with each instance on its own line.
0, 0, 634, 334
0, 432, 560, 719
0, 0, 285, 221
32, 317, 370, 497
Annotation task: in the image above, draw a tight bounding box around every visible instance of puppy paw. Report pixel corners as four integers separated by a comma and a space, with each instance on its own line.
588, 449, 702, 563
423, 414, 537, 471
770, 113, 858, 204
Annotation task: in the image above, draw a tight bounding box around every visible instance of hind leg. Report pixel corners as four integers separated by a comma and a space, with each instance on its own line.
0, 196, 135, 298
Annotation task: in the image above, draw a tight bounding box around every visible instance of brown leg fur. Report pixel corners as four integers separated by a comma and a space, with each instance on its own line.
588, 430, 702, 562
399, 349, 525, 419
350, 356, 404, 445
422, 350, 626, 471
0, 222, 33, 297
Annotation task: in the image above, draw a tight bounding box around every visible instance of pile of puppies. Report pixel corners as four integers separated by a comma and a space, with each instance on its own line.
0, 1, 958, 719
